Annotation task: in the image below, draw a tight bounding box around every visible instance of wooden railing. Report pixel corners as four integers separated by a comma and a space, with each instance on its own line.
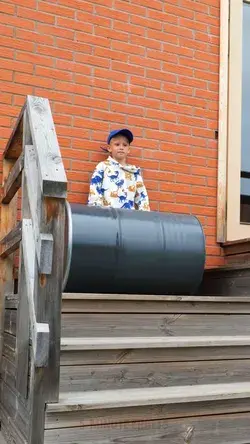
0, 96, 67, 443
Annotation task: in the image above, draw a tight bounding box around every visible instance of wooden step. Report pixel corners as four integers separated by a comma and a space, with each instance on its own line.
62, 293, 250, 313
47, 382, 250, 412
61, 335, 250, 350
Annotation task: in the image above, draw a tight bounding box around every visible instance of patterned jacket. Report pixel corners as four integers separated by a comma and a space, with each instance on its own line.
88, 156, 150, 211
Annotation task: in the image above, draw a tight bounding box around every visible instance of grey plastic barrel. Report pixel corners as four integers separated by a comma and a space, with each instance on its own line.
63, 203, 205, 295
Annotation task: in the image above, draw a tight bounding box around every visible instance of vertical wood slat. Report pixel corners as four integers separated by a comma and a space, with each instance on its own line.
16, 109, 32, 400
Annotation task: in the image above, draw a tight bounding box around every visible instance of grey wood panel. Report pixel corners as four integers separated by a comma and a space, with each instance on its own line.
45, 398, 250, 430
59, 359, 250, 393
44, 412, 250, 443
61, 313, 250, 337
60, 345, 250, 365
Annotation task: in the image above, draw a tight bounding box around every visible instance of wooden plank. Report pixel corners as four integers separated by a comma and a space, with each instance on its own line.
2, 332, 16, 363
0, 222, 22, 258
199, 267, 250, 296
1, 153, 24, 204
43, 412, 250, 444
60, 335, 250, 350
37, 197, 65, 401
47, 381, 250, 412
4, 309, 17, 336
45, 398, 250, 430
24, 145, 53, 274
61, 313, 250, 338
62, 293, 250, 302
3, 105, 25, 160
26, 95, 67, 198
5, 293, 19, 309
62, 299, 250, 314
1, 355, 16, 388
0, 381, 29, 440
217, 0, 229, 242
22, 219, 49, 367
0, 431, 7, 444
59, 359, 250, 393
0, 156, 18, 360
60, 346, 250, 366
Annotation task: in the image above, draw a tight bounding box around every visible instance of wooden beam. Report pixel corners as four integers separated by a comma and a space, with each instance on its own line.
0, 222, 22, 258
217, 0, 229, 242
3, 105, 25, 160
22, 219, 49, 367
1, 153, 24, 204
26, 96, 67, 198
24, 145, 54, 275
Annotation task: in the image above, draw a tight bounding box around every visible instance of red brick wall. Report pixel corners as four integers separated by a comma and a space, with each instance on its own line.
0, 0, 224, 267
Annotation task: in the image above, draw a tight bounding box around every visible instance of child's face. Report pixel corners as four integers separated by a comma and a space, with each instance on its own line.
108, 135, 130, 164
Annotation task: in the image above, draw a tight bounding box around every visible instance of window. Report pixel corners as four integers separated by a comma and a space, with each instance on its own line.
218, 0, 250, 241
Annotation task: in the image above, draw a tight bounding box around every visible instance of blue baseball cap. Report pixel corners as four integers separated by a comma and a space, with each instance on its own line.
107, 129, 133, 145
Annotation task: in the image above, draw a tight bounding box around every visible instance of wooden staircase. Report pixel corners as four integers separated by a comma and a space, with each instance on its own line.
1, 97, 250, 443
45, 293, 250, 443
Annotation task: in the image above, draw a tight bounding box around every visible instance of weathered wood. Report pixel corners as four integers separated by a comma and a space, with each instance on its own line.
1, 153, 24, 204
3, 105, 25, 160
37, 197, 65, 401
2, 355, 16, 388
0, 222, 22, 258
60, 346, 250, 366
59, 359, 250, 393
4, 310, 17, 336
47, 381, 250, 412
62, 297, 250, 314
199, 266, 250, 296
43, 412, 250, 444
0, 381, 29, 440
26, 95, 67, 198
60, 335, 250, 350
61, 313, 250, 338
62, 293, 250, 302
2, 332, 16, 363
22, 219, 49, 367
45, 398, 250, 430
24, 145, 53, 275
5, 293, 19, 309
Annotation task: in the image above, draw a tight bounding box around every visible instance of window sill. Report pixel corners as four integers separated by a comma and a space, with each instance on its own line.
222, 238, 250, 256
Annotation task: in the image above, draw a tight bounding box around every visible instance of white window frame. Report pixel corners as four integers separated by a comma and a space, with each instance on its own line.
217, 0, 250, 242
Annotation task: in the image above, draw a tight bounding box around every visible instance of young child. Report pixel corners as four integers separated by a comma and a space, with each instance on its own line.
88, 129, 150, 211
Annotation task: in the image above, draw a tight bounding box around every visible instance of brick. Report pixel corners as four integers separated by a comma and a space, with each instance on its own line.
163, 43, 193, 58
0, 12, 35, 30
37, 44, 73, 61
147, 69, 177, 83
180, 0, 209, 13
77, 10, 110, 27
147, 48, 178, 64
16, 51, 54, 68
0, 24, 14, 37
95, 67, 127, 83
146, 109, 177, 122
160, 142, 191, 154
92, 109, 126, 124
131, 76, 161, 90
129, 55, 161, 70
17, 6, 55, 24
146, 89, 177, 103
114, 1, 146, 16
127, 116, 159, 130
165, 4, 194, 19
160, 182, 191, 194
131, 14, 162, 31
147, 29, 178, 45
0, 69, 13, 82
1, 58, 33, 74
16, 28, 54, 45
0, 92, 12, 105
0, 47, 15, 59
75, 54, 110, 69
58, 0, 93, 11
160, 202, 191, 214
111, 103, 144, 116
37, 23, 75, 39
95, 5, 129, 22
179, 17, 208, 33
36, 66, 72, 82
161, 161, 191, 174
130, 34, 161, 50
38, 2, 75, 18
0, 2, 15, 14
8, 0, 36, 7
15, 72, 54, 89
95, 26, 128, 42
94, 47, 128, 63
163, 23, 193, 39
1, 36, 35, 52
36, 90, 73, 105
74, 96, 109, 111
176, 174, 206, 185
148, 9, 178, 25
76, 31, 110, 48
92, 88, 126, 103
112, 40, 145, 56
112, 60, 145, 76
178, 115, 207, 128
